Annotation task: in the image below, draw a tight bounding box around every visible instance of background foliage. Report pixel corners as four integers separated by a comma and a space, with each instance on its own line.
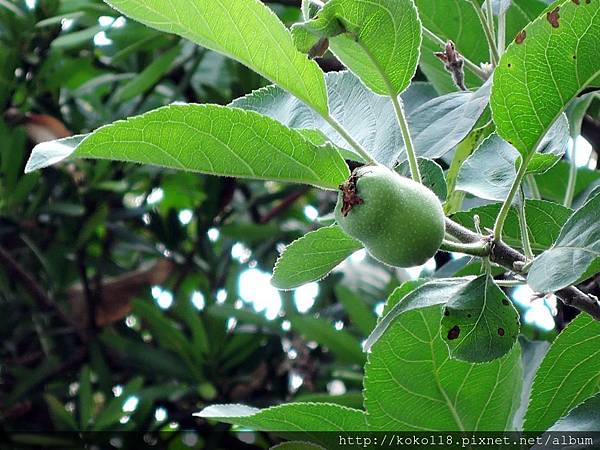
1, 0, 600, 448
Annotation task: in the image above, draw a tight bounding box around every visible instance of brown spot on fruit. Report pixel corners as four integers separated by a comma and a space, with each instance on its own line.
547, 7, 560, 28
447, 325, 460, 340
443, 308, 450, 316
572, 0, 580, 4
339, 173, 364, 216
502, 299, 509, 306
498, 327, 505, 336
515, 30, 526, 44
467, 313, 472, 318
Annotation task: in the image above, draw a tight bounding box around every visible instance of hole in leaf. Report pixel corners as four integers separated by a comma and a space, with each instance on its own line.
547, 7, 560, 28
447, 325, 460, 340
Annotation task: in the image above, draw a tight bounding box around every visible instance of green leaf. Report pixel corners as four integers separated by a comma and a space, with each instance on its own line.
289, 315, 366, 365
52, 24, 107, 49
272, 225, 362, 290
44, 394, 78, 431
364, 306, 523, 431
535, 160, 600, 204
94, 377, 144, 431
407, 79, 492, 159
99, 330, 194, 381
440, 275, 520, 363
291, 0, 421, 96
513, 337, 550, 429
546, 392, 600, 432
415, 0, 489, 93
293, 391, 364, 410
335, 285, 377, 336
114, 45, 180, 102
104, 0, 328, 115
232, 71, 436, 167
445, 123, 494, 214
528, 191, 600, 293
25, 105, 349, 190
195, 403, 367, 439
456, 133, 518, 202
524, 313, 600, 432
452, 200, 572, 253
79, 365, 93, 429
364, 278, 471, 352
504, 0, 548, 39
491, 0, 600, 156
173, 297, 210, 362
132, 299, 193, 358
396, 158, 447, 200
207, 304, 281, 333
270, 442, 325, 450
456, 116, 569, 201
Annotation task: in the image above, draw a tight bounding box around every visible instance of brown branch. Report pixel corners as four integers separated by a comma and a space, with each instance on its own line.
445, 218, 600, 321
259, 188, 309, 224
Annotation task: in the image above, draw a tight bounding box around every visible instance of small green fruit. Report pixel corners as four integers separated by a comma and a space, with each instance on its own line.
334, 165, 445, 267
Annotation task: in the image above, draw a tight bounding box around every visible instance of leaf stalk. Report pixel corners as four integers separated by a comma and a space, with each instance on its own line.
390, 94, 422, 183
493, 150, 535, 242
324, 115, 377, 165
469, 0, 499, 66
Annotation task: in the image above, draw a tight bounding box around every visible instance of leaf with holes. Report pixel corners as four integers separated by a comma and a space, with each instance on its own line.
363, 278, 471, 352
272, 225, 362, 290
440, 276, 520, 363
25, 105, 349, 190
364, 306, 523, 431
524, 313, 600, 432
528, 191, 600, 293
232, 71, 437, 167
491, 0, 600, 156
103, 0, 328, 115
291, 0, 421, 96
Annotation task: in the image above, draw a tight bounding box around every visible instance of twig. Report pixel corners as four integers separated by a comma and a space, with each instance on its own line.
445, 218, 600, 320
260, 188, 309, 224
422, 27, 488, 80
434, 41, 467, 91
77, 249, 97, 332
